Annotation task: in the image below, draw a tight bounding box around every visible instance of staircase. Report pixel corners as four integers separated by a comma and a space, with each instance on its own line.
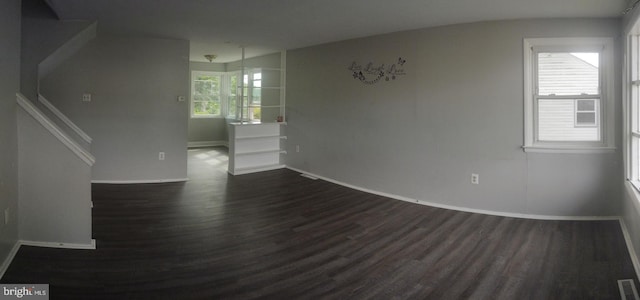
15, 17, 97, 248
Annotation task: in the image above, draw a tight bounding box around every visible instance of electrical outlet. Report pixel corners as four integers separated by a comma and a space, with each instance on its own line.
159, 152, 165, 160
471, 173, 479, 185
296, 145, 300, 153
4, 208, 9, 225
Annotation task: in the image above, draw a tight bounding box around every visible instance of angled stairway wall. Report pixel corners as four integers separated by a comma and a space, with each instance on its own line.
38, 94, 92, 152
16, 93, 94, 247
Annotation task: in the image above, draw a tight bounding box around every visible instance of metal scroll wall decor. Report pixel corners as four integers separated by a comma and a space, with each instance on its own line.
348, 57, 406, 85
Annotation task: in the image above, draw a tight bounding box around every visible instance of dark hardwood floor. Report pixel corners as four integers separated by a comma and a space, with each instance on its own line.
1, 147, 638, 299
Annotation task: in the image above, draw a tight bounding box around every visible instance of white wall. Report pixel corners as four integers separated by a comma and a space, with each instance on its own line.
17, 107, 92, 245
41, 35, 190, 182
286, 18, 622, 217
623, 185, 640, 273
21, 0, 92, 102
0, 0, 21, 264
226, 52, 281, 70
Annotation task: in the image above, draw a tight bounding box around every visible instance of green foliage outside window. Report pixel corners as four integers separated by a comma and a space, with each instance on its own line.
228, 75, 238, 117
193, 75, 221, 116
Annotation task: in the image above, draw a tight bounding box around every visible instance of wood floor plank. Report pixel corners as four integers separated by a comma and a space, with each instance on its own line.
0, 147, 637, 299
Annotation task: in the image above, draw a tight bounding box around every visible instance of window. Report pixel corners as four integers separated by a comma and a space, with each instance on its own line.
627, 34, 640, 188
190, 69, 266, 122
575, 99, 597, 127
523, 38, 615, 152
191, 72, 222, 117
238, 69, 262, 121
227, 72, 239, 118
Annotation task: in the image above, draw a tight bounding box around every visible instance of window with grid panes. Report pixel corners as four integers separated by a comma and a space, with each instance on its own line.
523, 38, 615, 152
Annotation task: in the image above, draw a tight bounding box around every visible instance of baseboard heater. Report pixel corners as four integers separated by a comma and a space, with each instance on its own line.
619, 279, 640, 300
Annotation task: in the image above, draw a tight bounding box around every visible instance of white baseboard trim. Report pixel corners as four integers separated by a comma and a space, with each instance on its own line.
92, 178, 189, 184
620, 219, 640, 282
188, 141, 228, 148
230, 164, 285, 176
0, 238, 96, 279
20, 239, 96, 250
0, 241, 21, 279
286, 166, 620, 221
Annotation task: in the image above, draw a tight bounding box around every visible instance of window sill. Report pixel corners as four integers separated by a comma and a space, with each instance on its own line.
190, 115, 225, 119
628, 180, 640, 195
522, 145, 616, 154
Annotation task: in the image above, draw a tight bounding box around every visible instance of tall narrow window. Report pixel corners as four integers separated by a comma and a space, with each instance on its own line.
227, 72, 239, 119
191, 71, 222, 117
250, 71, 262, 120
628, 34, 640, 188
523, 38, 614, 152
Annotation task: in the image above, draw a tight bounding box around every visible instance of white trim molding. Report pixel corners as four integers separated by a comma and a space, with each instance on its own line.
232, 164, 285, 176
620, 218, 640, 283
17, 93, 95, 166
287, 166, 620, 221
188, 141, 229, 148
522, 146, 616, 154
0, 241, 21, 279
20, 239, 96, 250
0, 239, 97, 279
38, 94, 92, 144
91, 178, 189, 184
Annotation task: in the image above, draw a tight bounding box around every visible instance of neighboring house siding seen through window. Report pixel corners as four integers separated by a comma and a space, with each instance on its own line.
537, 52, 599, 141
523, 38, 615, 153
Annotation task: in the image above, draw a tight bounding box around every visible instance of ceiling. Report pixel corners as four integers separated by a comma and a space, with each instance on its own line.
44, 0, 628, 63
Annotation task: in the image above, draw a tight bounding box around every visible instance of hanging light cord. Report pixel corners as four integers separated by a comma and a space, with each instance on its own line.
624, 0, 640, 15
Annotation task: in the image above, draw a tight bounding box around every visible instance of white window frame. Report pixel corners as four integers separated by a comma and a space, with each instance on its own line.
226, 71, 240, 119
191, 71, 224, 118
627, 32, 640, 190
523, 37, 615, 153
574, 99, 598, 127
